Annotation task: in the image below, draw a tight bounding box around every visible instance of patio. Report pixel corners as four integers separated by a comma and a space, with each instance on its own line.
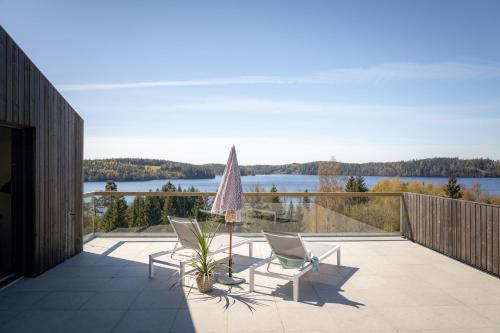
1, 236, 500, 333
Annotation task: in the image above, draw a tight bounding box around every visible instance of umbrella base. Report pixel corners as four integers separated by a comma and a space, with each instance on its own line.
216, 274, 245, 285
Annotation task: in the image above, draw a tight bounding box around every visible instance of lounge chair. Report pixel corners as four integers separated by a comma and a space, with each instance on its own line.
249, 230, 341, 301
149, 216, 253, 285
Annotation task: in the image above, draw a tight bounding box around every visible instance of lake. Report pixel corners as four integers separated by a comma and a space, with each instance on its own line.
84, 175, 500, 195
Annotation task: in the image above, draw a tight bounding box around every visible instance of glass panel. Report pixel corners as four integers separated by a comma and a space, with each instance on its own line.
83, 192, 400, 235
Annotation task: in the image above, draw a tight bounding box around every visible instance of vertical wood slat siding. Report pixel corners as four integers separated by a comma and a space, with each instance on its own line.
403, 193, 500, 277
0, 27, 83, 276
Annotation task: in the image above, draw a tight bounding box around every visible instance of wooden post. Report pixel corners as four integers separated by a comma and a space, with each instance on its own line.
400, 195, 405, 236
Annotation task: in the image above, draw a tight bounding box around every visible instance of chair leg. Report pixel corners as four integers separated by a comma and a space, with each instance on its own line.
249, 242, 253, 258
179, 262, 185, 286
249, 267, 255, 292
149, 256, 155, 278
337, 248, 341, 266
293, 277, 299, 302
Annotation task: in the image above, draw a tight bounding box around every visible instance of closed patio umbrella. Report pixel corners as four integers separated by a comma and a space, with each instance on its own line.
211, 145, 245, 284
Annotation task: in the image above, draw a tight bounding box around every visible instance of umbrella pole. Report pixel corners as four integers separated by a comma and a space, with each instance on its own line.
228, 223, 233, 277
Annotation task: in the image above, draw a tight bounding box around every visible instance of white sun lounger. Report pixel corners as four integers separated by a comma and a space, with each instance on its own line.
249, 230, 341, 301
149, 216, 253, 285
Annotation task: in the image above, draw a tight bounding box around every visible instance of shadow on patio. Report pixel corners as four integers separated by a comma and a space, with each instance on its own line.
0, 239, 362, 332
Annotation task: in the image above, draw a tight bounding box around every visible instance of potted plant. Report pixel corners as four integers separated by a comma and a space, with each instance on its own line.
190, 221, 221, 293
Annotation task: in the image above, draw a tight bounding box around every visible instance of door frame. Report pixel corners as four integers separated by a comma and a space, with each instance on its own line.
0, 124, 35, 286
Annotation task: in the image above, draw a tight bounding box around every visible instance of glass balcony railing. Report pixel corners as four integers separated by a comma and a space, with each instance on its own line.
83, 191, 402, 238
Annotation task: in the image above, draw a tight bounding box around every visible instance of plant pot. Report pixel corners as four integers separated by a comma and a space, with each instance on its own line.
196, 274, 215, 293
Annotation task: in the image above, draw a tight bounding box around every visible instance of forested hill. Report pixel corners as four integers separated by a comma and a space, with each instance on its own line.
83, 158, 500, 181
84, 159, 216, 181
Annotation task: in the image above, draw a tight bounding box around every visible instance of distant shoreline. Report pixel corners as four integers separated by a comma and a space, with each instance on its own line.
83, 174, 500, 197
83, 174, 500, 183
84, 157, 500, 182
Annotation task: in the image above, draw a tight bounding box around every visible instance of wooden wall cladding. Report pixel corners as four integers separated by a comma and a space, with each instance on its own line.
0, 26, 84, 276
402, 192, 499, 277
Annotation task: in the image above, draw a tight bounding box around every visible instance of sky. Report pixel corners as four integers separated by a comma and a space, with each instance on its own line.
1, 0, 499, 165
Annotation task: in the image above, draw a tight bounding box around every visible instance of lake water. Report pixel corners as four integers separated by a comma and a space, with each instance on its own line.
84, 175, 500, 195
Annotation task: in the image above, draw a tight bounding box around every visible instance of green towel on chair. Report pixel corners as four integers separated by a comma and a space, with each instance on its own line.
276, 252, 320, 272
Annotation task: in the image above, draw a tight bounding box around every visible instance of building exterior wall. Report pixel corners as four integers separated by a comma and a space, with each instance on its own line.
0, 26, 84, 276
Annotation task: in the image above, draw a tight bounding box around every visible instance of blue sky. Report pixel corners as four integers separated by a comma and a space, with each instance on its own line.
1, 0, 499, 164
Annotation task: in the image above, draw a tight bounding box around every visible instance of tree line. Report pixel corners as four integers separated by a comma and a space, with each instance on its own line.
90, 181, 208, 232
84, 157, 500, 182
84, 159, 215, 181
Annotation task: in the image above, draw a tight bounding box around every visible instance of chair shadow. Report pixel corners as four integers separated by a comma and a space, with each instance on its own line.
252, 263, 365, 308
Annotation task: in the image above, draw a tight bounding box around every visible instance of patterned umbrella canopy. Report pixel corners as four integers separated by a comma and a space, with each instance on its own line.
211, 145, 244, 222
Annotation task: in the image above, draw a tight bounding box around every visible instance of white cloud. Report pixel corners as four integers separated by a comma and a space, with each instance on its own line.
59, 62, 500, 92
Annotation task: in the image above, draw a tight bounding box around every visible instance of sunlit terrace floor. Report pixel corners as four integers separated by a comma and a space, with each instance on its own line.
1, 237, 500, 333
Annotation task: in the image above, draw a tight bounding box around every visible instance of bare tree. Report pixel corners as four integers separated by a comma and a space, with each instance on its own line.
317, 157, 345, 192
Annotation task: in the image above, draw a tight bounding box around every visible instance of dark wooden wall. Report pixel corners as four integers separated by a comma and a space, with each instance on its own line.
0, 26, 84, 276
402, 192, 500, 277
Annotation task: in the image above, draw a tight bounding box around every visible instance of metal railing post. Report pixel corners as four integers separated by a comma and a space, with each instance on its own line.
92, 196, 97, 234
400, 194, 404, 236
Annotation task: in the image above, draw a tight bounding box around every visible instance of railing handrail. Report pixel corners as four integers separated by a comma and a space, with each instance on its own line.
83, 191, 402, 198
402, 192, 500, 208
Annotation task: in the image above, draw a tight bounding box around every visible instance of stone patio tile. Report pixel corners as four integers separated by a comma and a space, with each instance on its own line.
354, 288, 418, 307
172, 306, 227, 333
401, 287, 462, 306
45, 265, 123, 279
375, 306, 445, 330
326, 304, 395, 330
341, 328, 400, 333
113, 309, 177, 333
60, 309, 125, 333
376, 305, 497, 330
442, 287, 500, 305
100, 277, 149, 292
277, 307, 340, 332
470, 304, 500, 326
431, 305, 498, 329
227, 303, 282, 332
0, 290, 48, 310
3, 237, 500, 333
81, 291, 140, 310
33, 291, 95, 310
130, 289, 185, 309
116, 264, 150, 278
0, 309, 76, 333
0, 310, 19, 328
397, 329, 500, 333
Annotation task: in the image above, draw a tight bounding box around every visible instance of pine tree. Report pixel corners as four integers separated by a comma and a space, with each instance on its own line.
345, 176, 368, 204
100, 180, 128, 231
270, 184, 280, 203
445, 175, 462, 199
101, 196, 128, 231
105, 180, 117, 192
145, 193, 162, 225
303, 189, 311, 204
345, 176, 356, 192
355, 176, 368, 192
128, 196, 148, 227
161, 182, 178, 223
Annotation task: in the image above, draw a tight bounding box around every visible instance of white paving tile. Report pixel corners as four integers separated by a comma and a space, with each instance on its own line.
1, 236, 499, 333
